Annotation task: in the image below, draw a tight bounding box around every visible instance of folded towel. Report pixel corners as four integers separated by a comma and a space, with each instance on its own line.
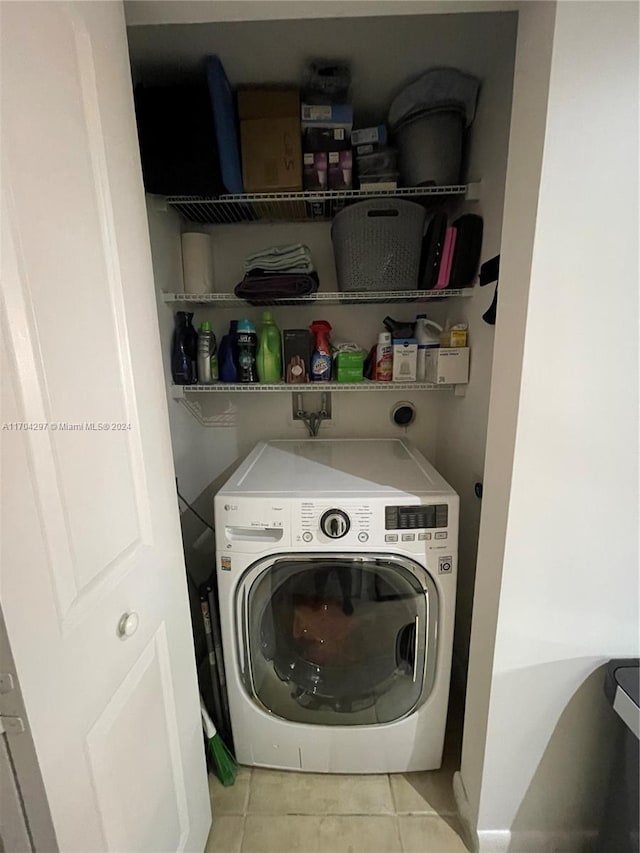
235, 271, 320, 302
244, 243, 315, 274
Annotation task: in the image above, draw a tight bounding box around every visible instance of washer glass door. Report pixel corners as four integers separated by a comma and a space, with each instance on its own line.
242, 555, 437, 726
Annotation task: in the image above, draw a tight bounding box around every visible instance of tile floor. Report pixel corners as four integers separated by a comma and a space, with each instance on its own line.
205, 727, 470, 853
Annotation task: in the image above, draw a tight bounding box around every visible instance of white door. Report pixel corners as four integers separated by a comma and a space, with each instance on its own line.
0, 3, 210, 851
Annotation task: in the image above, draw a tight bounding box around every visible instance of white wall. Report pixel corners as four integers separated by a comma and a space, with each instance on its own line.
459, 2, 558, 834
128, 11, 517, 125
125, 1, 519, 28
463, 2, 639, 849
426, 13, 517, 675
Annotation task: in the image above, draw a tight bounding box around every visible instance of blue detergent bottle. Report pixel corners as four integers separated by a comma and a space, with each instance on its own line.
219, 320, 239, 382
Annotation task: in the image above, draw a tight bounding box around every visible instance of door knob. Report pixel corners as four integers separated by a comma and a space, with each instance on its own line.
117, 611, 139, 639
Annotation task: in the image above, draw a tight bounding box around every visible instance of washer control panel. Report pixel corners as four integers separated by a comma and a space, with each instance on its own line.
294, 499, 453, 552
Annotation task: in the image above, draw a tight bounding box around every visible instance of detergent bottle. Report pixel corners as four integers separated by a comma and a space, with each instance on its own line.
256, 312, 282, 383
236, 319, 258, 383
310, 320, 332, 381
218, 320, 238, 383
415, 314, 442, 381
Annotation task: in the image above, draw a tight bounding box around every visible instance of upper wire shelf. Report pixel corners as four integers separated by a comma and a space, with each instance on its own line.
161, 288, 474, 307
165, 183, 479, 225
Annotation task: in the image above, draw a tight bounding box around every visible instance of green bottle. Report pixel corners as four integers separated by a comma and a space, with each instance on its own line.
256, 311, 282, 383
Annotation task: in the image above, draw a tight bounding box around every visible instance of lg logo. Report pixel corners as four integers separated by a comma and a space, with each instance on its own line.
224, 504, 238, 512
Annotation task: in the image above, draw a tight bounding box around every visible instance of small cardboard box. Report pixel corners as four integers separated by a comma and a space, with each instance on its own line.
328, 149, 353, 190
283, 329, 312, 384
238, 88, 302, 193
392, 339, 418, 382
303, 152, 328, 190
334, 350, 363, 383
302, 126, 349, 153
301, 103, 353, 133
424, 347, 470, 384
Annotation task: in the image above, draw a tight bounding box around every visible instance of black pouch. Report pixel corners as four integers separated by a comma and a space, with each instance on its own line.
449, 214, 484, 288
419, 212, 448, 290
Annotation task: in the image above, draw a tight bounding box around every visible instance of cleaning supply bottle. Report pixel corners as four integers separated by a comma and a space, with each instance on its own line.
171, 311, 193, 384
197, 321, 214, 383
256, 311, 282, 383
210, 340, 219, 381
218, 320, 238, 383
236, 319, 258, 383
374, 331, 393, 381
310, 320, 332, 381
184, 312, 198, 383
415, 314, 442, 381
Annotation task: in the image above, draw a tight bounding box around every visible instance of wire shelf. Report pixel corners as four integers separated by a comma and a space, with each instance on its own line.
161, 288, 474, 307
171, 381, 454, 398
166, 184, 477, 225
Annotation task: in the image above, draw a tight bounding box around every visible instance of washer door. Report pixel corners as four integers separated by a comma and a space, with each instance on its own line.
239, 554, 438, 726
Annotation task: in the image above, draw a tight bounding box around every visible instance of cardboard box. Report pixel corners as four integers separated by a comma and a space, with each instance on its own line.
301, 103, 353, 147
302, 126, 349, 153
238, 88, 299, 120
424, 347, 470, 384
303, 152, 328, 190
351, 125, 387, 147
238, 88, 302, 193
283, 329, 312, 384
301, 103, 353, 131
392, 339, 418, 382
334, 350, 363, 383
328, 150, 353, 190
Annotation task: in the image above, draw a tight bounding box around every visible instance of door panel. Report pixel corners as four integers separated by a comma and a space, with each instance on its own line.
86, 626, 188, 853
0, 3, 210, 850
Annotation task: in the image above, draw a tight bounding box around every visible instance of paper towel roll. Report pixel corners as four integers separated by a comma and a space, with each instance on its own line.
181, 232, 214, 294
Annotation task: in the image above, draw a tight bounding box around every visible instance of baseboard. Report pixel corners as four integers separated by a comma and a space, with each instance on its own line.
452, 771, 479, 853
477, 828, 598, 852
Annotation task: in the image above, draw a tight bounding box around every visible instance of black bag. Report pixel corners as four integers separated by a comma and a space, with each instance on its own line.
449, 214, 484, 288
419, 211, 448, 290
134, 84, 224, 197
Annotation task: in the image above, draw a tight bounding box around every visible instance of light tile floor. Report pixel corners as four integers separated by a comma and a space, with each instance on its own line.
205, 724, 470, 853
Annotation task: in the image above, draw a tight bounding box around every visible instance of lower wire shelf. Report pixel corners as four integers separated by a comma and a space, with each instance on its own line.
171, 380, 454, 398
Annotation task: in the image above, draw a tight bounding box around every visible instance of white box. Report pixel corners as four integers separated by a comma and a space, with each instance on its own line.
424, 347, 470, 384
392, 339, 418, 382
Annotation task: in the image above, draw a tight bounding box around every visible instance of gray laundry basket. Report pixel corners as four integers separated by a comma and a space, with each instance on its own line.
332, 199, 426, 292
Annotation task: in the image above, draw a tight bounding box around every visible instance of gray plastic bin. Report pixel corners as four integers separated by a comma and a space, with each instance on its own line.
598, 659, 639, 852
395, 106, 464, 187
331, 199, 426, 292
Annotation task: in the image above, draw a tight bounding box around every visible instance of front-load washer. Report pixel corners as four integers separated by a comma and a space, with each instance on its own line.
214, 438, 458, 773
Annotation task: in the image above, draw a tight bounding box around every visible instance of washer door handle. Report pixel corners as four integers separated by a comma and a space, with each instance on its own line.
412, 616, 420, 683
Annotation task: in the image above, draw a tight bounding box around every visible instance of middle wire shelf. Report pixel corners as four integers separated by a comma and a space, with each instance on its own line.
161, 288, 474, 308
171, 381, 455, 398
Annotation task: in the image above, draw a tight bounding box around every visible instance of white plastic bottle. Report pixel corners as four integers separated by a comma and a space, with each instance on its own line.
415, 314, 442, 381
374, 332, 393, 381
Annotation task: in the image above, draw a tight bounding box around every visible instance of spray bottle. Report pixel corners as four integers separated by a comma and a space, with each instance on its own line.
309, 320, 332, 381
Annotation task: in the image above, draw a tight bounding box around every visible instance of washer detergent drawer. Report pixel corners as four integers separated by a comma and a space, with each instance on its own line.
238, 553, 438, 727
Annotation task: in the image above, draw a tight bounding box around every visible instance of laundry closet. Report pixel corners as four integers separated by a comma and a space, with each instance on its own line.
126, 7, 517, 687
4, 3, 636, 850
